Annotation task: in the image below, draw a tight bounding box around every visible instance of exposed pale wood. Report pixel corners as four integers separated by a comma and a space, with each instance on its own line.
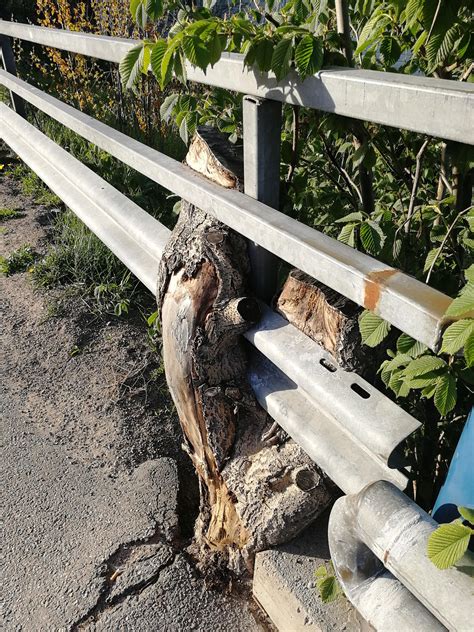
277, 269, 372, 374
157, 128, 331, 571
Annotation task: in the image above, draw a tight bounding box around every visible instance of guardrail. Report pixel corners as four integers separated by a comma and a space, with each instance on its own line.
1, 20, 472, 630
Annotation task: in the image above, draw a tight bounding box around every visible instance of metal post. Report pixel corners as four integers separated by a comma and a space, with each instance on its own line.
243, 95, 281, 302
0, 35, 26, 117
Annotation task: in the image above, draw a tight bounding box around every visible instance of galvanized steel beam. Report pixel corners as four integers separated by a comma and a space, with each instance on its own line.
1, 21, 472, 145
328, 481, 473, 630
248, 354, 409, 494
245, 305, 419, 466
0, 70, 453, 350
0, 103, 169, 293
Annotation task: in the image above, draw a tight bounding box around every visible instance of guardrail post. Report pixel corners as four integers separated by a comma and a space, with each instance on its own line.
0, 35, 26, 118
243, 96, 281, 302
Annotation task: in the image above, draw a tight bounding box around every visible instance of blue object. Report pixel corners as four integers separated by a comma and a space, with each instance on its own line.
432, 407, 474, 524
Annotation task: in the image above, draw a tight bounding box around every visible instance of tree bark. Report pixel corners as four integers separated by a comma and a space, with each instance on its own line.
157, 127, 331, 573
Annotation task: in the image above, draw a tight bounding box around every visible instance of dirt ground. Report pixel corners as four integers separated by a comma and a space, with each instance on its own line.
0, 170, 198, 528
1, 169, 266, 631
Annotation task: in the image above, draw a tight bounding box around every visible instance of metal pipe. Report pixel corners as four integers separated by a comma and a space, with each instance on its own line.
0, 70, 453, 350
0, 21, 472, 145
243, 96, 282, 301
328, 481, 474, 630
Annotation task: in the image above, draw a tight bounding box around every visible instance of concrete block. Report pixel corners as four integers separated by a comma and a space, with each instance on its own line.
253, 511, 367, 632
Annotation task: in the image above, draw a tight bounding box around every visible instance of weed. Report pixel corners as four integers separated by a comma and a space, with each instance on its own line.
33, 210, 151, 315
0, 207, 22, 221
8, 164, 61, 207
0, 244, 37, 275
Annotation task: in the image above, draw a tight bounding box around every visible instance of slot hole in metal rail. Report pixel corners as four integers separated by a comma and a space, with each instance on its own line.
351, 383, 371, 399
320, 358, 337, 373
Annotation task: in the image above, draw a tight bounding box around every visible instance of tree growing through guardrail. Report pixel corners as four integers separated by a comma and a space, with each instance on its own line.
119, 0, 473, 512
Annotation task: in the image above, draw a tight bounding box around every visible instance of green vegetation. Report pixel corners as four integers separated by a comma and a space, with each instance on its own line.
0, 244, 37, 275
0, 207, 22, 221
315, 562, 343, 604
9, 163, 61, 207
427, 507, 474, 570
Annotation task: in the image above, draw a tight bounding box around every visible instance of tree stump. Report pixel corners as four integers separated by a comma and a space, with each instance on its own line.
157, 127, 331, 573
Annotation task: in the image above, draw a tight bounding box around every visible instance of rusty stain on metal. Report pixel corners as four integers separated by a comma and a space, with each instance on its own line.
383, 549, 390, 564
364, 269, 398, 311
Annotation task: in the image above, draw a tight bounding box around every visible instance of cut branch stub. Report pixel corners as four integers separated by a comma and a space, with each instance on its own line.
157, 127, 331, 571
276, 269, 387, 377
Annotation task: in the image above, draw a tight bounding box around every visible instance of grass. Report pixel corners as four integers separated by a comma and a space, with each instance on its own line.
0, 244, 37, 275
33, 209, 152, 316
6, 108, 182, 317
8, 164, 61, 207
0, 207, 22, 221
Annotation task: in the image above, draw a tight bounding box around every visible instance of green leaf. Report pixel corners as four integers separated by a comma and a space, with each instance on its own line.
145, 0, 164, 20
335, 212, 363, 224
254, 38, 274, 72
159, 93, 179, 121
423, 247, 440, 273
396, 334, 428, 358
130, 0, 147, 28
360, 220, 385, 255
445, 284, 474, 318
147, 310, 158, 326
316, 575, 342, 603
434, 372, 457, 416
151, 40, 167, 84
359, 311, 391, 347
465, 265, 474, 284
337, 223, 356, 247
441, 319, 474, 355
356, 12, 391, 55
208, 31, 225, 67
403, 355, 446, 377
405, 370, 442, 389
459, 507, 474, 524
464, 332, 474, 367
271, 37, 293, 81
404, 0, 422, 28
412, 30, 428, 55
183, 35, 210, 71
427, 522, 471, 569
380, 36, 401, 66
179, 114, 188, 145
294, 35, 323, 79
119, 44, 145, 90
314, 565, 328, 578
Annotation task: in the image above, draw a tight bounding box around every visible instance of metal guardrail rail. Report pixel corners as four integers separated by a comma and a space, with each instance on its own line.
1, 21, 473, 145
329, 481, 474, 630
0, 67, 454, 351
0, 102, 416, 494
1, 21, 472, 630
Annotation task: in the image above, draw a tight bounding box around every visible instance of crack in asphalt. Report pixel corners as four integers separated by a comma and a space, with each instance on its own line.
71, 530, 178, 631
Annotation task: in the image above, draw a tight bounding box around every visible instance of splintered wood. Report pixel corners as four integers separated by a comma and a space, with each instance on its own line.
156, 127, 331, 572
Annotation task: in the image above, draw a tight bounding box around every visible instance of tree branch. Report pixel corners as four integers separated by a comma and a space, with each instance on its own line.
404, 139, 429, 234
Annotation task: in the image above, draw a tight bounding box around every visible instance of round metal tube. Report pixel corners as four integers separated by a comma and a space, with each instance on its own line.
329, 481, 473, 630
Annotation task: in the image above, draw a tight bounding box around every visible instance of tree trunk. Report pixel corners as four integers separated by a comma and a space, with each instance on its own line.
157, 127, 331, 573
276, 269, 385, 378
